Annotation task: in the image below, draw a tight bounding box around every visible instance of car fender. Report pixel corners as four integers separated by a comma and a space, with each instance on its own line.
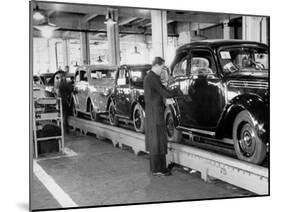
106, 95, 116, 111
165, 98, 181, 127
216, 93, 268, 141
131, 97, 145, 119
72, 93, 79, 107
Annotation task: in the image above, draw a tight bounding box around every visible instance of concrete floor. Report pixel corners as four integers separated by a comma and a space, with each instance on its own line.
31, 132, 253, 211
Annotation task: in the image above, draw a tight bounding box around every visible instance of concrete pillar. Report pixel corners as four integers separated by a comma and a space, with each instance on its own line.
47, 39, 57, 73
261, 17, 269, 44
62, 39, 69, 67
223, 20, 231, 40
177, 22, 191, 46
151, 10, 168, 60
106, 9, 120, 66
243, 16, 268, 44
80, 32, 90, 65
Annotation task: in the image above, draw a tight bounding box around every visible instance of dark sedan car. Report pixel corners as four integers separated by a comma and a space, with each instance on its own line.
165, 39, 269, 164
108, 64, 151, 132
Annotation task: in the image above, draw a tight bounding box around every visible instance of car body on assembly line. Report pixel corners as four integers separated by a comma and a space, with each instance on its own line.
72, 65, 118, 121
165, 39, 269, 164
108, 64, 151, 132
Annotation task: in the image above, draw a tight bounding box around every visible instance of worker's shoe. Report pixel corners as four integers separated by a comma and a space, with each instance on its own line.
152, 171, 172, 176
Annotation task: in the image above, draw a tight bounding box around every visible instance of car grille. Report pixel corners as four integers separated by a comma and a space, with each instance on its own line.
228, 80, 268, 89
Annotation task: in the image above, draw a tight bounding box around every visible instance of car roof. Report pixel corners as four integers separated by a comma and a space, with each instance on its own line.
120, 64, 151, 69
77, 65, 118, 71
40, 73, 54, 77
177, 39, 268, 52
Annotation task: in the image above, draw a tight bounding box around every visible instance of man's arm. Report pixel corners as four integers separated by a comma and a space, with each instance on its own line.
151, 75, 181, 98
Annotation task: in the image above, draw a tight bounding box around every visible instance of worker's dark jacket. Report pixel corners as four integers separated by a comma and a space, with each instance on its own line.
144, 71, 180, 155
58, 80, 73, 114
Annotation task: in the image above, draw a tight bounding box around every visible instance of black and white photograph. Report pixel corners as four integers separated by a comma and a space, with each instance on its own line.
29, 0, 270, 211
27, 0, 272, 211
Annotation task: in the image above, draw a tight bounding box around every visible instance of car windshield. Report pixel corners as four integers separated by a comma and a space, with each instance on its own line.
219, 46, 268, 75
91, 69, 115, 80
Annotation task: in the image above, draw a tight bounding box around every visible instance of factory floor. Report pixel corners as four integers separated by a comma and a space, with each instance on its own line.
31, 132, 253, 211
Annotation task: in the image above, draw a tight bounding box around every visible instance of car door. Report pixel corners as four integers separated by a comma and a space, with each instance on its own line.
185, 48, 224, 130
115, 67, 131, 117
170, 55, 194, 127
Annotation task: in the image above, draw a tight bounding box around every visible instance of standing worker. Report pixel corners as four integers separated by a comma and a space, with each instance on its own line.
144, 57, 182, 176
57, 72, 73, 133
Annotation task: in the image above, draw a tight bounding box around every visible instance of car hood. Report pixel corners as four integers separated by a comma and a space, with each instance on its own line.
225, 73, 269, 103
225, 71, 268, 80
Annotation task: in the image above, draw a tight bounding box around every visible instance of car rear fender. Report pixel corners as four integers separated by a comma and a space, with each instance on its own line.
106, 95, 115, 111
216, 94, 268, 141
131, 96, 145, 119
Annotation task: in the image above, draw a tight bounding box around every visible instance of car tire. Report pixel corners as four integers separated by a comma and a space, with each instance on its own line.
108, 101, 118, 126
232, 110, 267, 164
164, 107, 182, 143
89, 102, 100, 122
133, 103, 145, 133
72, 98, 78, 117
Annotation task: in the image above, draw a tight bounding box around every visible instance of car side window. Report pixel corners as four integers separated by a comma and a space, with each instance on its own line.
172, 58, 188, 78
190, 49, 216, 76
80, 70, 88, 82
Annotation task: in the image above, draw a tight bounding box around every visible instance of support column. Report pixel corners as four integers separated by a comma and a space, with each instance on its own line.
243, 16, 268, 44
48, 39, 57, 73
106, 9, 120, 66
177, 22, 191, 46
223, 20, 231, 40
80, 32, 90, 65
151, 10, 168, 60
62, 39, 69, 67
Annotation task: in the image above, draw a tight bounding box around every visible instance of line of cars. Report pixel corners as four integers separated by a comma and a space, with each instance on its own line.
70, 39, 269, 165
33, 71, 74, 98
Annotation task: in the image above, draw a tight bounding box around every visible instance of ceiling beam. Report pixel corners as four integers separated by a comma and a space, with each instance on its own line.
82, 14, 99, 23
167, 12, 229, 23
118, 17, 139, 26
47, 10, 56, 18
36, 2, 151, 19
118, 8, 150, 19
37, 2, 107, 15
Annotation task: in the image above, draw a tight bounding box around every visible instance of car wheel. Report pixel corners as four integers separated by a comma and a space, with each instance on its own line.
232, 110, 267, 164
89, 103, 100, 122
108, 101, 118, 126
133, 103, 145, 133
164, 107, 182, 143
72, 98, 78, 117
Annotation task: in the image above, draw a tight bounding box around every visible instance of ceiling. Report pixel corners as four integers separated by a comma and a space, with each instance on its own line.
32, 2, 240, 39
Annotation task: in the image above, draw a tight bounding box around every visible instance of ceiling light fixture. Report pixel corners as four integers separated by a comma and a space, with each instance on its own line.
33, 5, 45, 22
97, 56, 103, 63
132, 46, 141, 55
34, 21, 59, 38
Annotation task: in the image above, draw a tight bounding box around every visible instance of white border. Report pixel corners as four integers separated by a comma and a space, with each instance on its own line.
1, 0, 279, 212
